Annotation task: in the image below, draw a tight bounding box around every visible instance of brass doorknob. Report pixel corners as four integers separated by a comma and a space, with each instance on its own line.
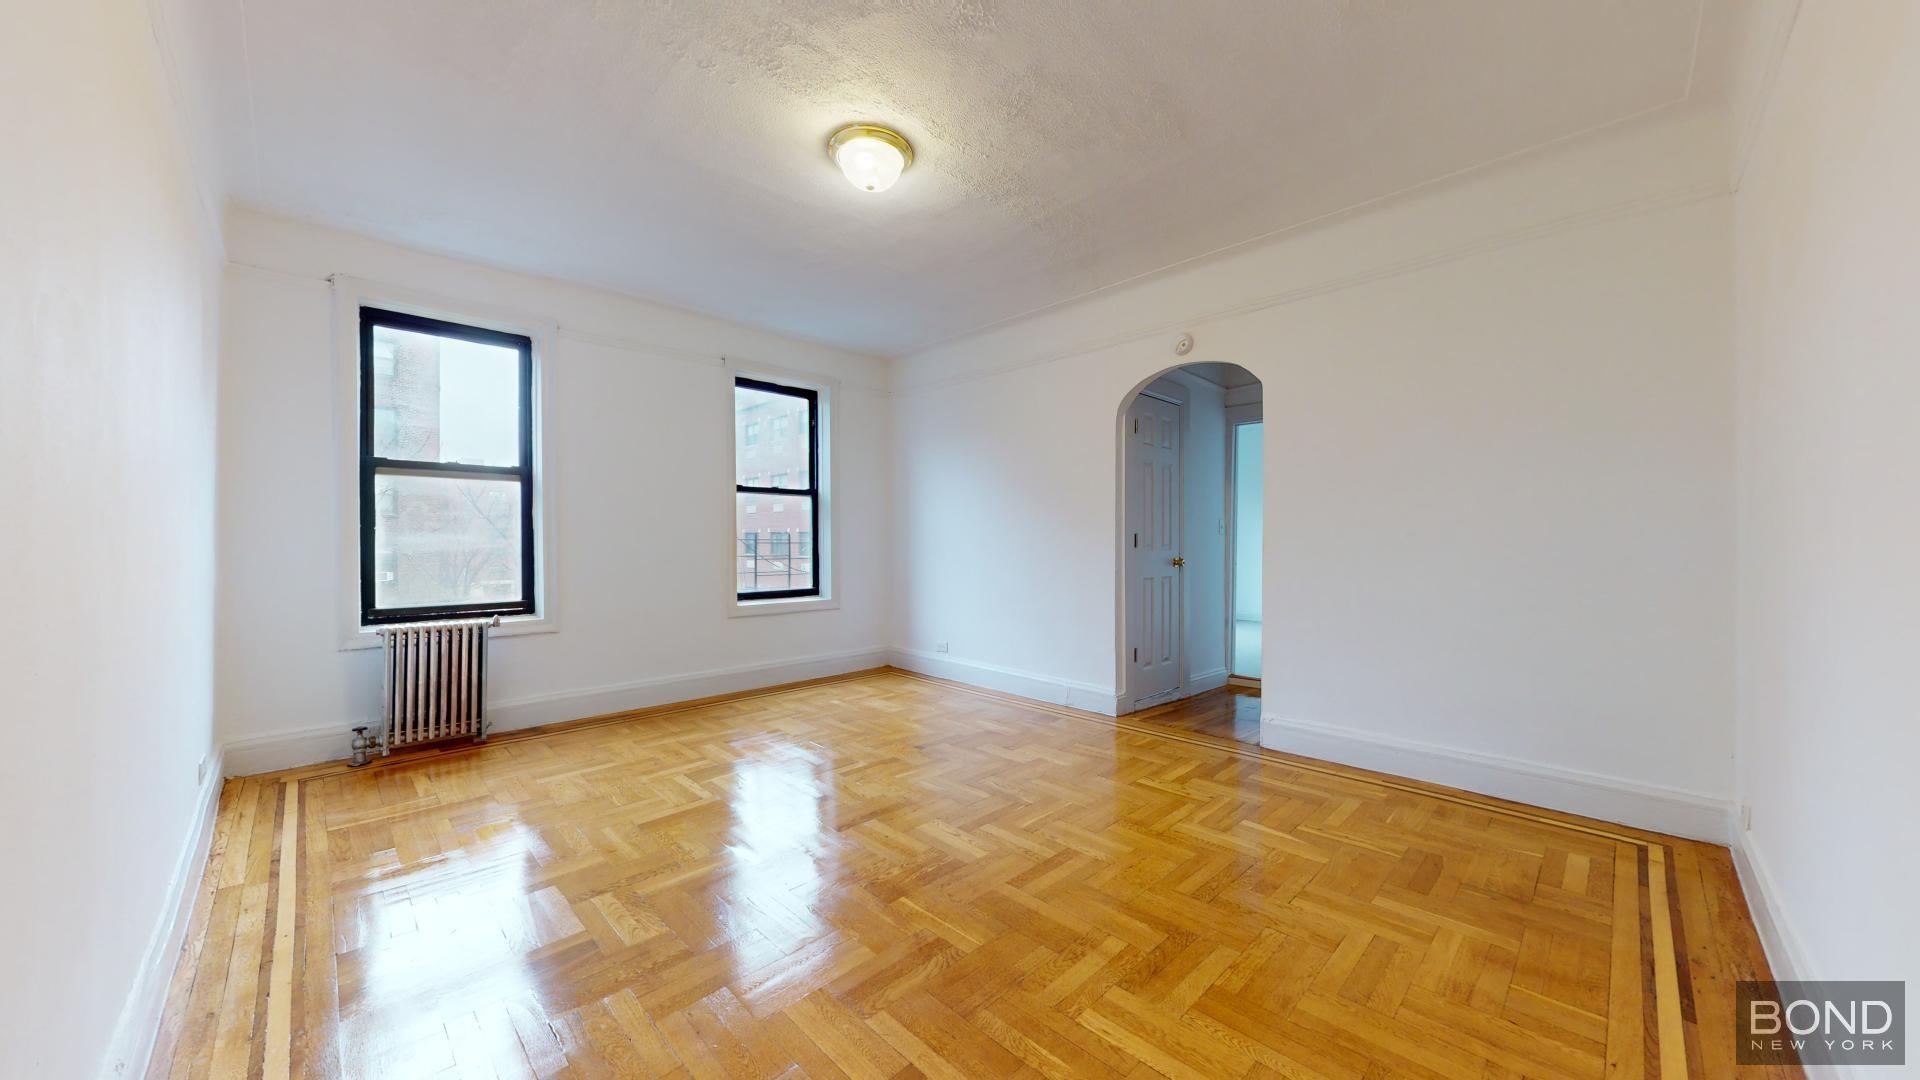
1171, 556, 1186, 567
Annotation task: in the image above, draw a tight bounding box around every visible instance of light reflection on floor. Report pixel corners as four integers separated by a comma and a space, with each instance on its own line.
339, 826, 554, 1076
722, 743, 832, 960
148, 673, 1767, 1078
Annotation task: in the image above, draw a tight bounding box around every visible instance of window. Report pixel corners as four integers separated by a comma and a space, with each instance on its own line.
735, 377, 817, 599
360, 307, 535, 624
372, 406, 398, 449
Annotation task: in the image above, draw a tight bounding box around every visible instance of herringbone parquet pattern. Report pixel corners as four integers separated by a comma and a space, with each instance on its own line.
147, 670, 1791, 1079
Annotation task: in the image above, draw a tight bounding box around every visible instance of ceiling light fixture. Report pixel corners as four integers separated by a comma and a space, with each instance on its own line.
827, 124, 913, 193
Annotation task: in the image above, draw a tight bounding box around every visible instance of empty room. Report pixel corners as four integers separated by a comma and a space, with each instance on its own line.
6, 0, 1916, 1076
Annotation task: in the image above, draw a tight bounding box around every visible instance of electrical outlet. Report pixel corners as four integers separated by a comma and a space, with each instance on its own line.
1741, 804, 1753, 832
935, 641, 949, 654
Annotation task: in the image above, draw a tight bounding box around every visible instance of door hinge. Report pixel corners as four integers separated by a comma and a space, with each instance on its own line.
1132, 647, 1138, 663
1132, 532, 1138, 548
1132, 417, 1139, 433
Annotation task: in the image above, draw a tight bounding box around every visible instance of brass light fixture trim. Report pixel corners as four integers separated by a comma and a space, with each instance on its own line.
826, 123, 915, 191
827, 123, 915, 167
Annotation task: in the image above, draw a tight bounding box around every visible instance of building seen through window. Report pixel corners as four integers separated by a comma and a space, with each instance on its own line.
361, 308, 535, 623
734, 379, 818, 598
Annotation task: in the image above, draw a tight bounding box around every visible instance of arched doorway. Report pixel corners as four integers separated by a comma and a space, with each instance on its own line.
1115, 362, 1262, 728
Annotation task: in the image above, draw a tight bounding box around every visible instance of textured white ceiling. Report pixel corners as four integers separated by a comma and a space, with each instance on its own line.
197, 0, 1709, 355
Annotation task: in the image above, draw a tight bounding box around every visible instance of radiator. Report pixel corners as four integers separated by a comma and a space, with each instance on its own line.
379, 617, 493, 753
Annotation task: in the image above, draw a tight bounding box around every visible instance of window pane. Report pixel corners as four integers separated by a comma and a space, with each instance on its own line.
734, 385, 809, 487
370, 322, 521, 466
736, 493, 814, 594
372, 473, 524, 610
373, 406, 398, 449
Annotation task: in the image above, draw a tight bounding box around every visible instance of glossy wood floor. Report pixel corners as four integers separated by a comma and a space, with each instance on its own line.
149, 669, 1794, 1079
1131, 686, 1264, 745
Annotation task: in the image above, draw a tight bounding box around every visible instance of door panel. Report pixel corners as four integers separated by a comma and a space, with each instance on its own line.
1125, 393, 1182, 708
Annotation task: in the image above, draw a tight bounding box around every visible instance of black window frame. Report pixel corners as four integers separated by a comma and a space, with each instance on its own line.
360, 306, 537, 626
735, 376, 820, 601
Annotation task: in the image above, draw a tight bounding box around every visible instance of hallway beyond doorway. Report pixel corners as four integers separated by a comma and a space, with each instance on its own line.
1232, 617, 1261, 679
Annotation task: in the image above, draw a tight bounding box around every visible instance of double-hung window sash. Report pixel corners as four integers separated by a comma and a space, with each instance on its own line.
734, 377, 819, 600
360, 307, 536, 625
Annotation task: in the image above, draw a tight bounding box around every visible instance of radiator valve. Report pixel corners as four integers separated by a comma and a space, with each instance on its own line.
349, 725, 378, 768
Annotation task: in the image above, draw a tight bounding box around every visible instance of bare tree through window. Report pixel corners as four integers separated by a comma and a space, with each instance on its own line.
362, 310, 535, 623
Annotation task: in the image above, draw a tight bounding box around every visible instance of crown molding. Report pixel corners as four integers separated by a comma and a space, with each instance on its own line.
1729, 0, 1806, 193
891, 178, 1729, 398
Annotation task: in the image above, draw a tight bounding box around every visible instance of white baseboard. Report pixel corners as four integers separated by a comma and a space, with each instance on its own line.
1727, 827, 1866, 1079
1260, 714, 1732, 842
223, 723, 344, 777
1728, 823, 1816, 984
1124, 668, 1232, 713
222, 647, 892, 775
1185, 666, 1230, 696
487, 647, 891, 731
888, 647, 1121, 715
98, 746, 225, 1079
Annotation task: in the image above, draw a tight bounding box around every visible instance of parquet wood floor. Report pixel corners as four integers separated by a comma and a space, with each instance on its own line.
147, 669, 1794, 1079
1130, 688, 1263, 745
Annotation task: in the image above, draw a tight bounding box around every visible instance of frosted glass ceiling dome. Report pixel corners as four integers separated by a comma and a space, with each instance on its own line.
827, 124, 914, 193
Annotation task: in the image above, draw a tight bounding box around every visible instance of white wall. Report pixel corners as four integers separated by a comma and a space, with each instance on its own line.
0, 2, 224, 1076
15, 5, 1907, 1072
892, 111, 1737, 836
217, 210, 891, 770
1731, 0, 1920, 1013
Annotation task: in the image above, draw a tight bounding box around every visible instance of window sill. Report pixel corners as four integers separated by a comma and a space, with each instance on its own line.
728, 595, 840, 619
337, 613, 558, 651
